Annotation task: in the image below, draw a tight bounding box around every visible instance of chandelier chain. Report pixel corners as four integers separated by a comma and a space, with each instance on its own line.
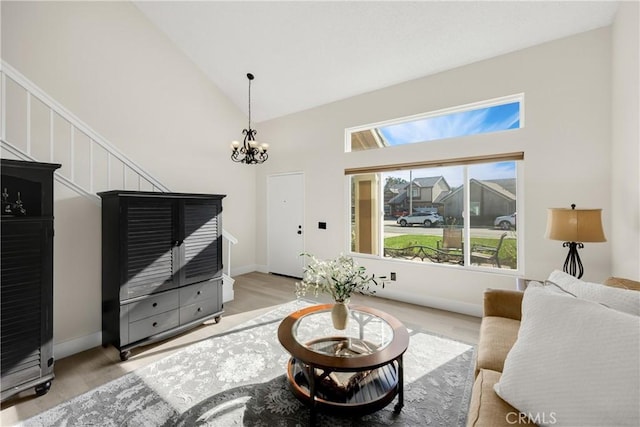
247, 75, 252, 130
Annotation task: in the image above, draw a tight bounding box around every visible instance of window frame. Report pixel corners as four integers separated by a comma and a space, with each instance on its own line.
346, 156, 524, 276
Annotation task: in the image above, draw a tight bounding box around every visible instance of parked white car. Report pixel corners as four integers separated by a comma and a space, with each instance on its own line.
494, 212, 516, 230
396, 212, 444, 228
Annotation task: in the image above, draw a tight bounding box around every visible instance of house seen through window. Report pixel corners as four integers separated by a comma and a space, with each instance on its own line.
350, 160, 519, 271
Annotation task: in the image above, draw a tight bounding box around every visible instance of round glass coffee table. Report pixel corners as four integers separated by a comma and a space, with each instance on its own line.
277, 303, 410, 419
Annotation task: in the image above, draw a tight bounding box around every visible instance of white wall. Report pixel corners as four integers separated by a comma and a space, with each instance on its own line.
611, 1, 640, 280
257, 28, 615, 315
1, 1, 258, 356
1, 1, 635, 357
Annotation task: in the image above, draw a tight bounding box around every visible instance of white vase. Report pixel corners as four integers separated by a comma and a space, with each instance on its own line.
331, 301, 349, 330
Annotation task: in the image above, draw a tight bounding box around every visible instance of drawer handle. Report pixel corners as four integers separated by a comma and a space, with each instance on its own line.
152, 322, 158, 327
152, 303, 158, 308
197, 291, 201, 295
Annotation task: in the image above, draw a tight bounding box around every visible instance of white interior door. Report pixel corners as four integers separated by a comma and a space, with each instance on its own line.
267, 173, 304, 278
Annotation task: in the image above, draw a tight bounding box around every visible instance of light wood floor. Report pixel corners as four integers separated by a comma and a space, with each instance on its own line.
1, 272, 481, 425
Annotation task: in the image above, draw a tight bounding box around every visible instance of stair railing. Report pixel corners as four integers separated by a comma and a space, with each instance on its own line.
1, 61, 170, 204
0, 61, 237, 285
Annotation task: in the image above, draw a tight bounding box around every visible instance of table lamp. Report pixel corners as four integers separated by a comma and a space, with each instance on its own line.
545, 204, 606, 279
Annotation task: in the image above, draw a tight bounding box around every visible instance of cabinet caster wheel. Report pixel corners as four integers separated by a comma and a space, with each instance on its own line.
214, 316, 221, 324
35, 381, 51, 396
120, 350, 131, 361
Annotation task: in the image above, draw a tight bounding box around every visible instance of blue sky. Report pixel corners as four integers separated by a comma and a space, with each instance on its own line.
379, 101, 519, 187
379, 102, 520, 146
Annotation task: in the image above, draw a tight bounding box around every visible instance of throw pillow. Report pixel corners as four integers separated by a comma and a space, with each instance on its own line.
494, 287, 640, 426
547, 270, 640, 316
527, 280, 578, 298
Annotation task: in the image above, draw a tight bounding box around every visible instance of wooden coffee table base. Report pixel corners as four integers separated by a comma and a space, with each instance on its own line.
285, 356, 404, 418
278, 304, 409, 421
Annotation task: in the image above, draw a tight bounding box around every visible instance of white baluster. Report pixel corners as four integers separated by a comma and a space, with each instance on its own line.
49, 109, 54, 162
26, 92, 31, 155
70, 126, 75, 182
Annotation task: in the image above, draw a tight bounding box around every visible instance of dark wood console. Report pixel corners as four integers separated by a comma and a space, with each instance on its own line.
98, 191, 226, 361
1, 158, 61, 401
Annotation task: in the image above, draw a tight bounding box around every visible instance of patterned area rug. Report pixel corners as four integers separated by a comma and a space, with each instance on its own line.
20, 300, 476, 426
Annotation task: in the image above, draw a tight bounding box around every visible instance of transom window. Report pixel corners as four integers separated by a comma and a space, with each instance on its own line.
347, 94, 523, 152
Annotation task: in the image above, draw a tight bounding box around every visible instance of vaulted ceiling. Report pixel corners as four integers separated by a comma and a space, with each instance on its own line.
134, 1, 619, 122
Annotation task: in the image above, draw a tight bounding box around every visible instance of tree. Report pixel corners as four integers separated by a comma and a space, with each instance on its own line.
384, 176, 408, 190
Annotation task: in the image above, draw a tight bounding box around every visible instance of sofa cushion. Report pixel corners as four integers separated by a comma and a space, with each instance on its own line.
546, 270, 640, 315
494, 286, 640, 427
483, 289, 524, 320
604, 276, 640, 291
475, 316, 520, 375
467, 369, 535, 427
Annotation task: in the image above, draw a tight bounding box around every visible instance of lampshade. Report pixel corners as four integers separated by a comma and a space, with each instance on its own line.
545, 207, 606, 243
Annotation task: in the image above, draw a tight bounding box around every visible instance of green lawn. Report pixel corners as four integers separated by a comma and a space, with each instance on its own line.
384, 234, 517, 269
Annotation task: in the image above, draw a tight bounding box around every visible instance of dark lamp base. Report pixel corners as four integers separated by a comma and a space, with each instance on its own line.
562, 241, 584, 279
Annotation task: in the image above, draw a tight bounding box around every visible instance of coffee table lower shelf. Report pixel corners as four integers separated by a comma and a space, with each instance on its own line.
286, 358, 401, 416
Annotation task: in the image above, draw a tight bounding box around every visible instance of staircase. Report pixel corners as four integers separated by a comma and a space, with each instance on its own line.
0, 61, 236, 300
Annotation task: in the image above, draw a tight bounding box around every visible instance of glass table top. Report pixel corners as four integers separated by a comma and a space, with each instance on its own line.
292, 306, 394, 358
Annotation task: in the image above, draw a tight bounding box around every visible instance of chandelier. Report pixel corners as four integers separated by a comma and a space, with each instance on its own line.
231, 73, 268, 164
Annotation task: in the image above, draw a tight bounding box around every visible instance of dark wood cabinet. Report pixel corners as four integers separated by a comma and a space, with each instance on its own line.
1, 158, 60, 402
98, 191, 225, 361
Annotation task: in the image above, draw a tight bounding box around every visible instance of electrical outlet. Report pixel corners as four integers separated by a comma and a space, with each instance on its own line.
390, 272, 396, 281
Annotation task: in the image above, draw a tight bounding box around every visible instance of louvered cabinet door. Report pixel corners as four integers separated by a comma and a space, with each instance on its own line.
181, 199, 222, 286
0, 220, 53, 394
121, 200, 176, 300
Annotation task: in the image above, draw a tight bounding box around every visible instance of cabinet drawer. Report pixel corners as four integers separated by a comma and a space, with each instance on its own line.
1, 365, 40, 391
179, 298, 220, 325
126, 290, 180, 323
129, 309, 179, 343
179, 279, 221, 307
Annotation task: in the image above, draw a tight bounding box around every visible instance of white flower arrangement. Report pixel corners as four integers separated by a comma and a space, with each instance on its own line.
295, 253, 386, 303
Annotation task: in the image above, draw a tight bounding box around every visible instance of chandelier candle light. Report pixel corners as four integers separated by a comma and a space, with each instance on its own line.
231, 73, 269, 164
545, 204, 606, 279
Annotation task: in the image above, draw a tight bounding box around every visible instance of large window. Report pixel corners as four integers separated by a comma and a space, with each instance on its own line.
349, 156, 521, 272
347, 94, 523, 152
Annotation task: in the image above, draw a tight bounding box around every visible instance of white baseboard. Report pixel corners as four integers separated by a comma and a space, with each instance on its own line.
377, 288, 482, 317
54, 332, 102, 360
254, 264, 269, 274
231, 264, 263, 276
231, 264, 481, 316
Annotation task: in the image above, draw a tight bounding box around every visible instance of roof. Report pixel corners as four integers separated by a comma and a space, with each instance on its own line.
483, 179, 516, 196
440, 179, 516, 202
411, 176, 444, 188
387, 176, 451, 204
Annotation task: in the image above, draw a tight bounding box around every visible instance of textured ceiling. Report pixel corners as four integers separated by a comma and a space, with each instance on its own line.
134, 1, 619, 122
